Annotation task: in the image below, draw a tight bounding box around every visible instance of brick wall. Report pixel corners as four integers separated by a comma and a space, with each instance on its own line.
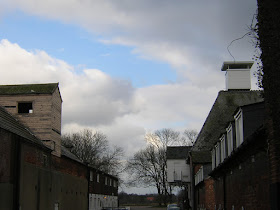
51, 155, 87, 179
214, 151, 270, 210
204, 177, 215, 210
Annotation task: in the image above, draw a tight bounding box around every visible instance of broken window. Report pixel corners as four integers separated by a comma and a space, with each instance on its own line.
18, 102, 33, 113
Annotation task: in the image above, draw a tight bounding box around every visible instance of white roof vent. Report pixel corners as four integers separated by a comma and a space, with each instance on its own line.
221, 61, 253, 91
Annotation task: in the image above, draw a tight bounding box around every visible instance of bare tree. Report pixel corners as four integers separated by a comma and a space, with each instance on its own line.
62, 129, 124, 175
126, 145, 167, 206
127, 128, 183, 206
183, 129, 198, 146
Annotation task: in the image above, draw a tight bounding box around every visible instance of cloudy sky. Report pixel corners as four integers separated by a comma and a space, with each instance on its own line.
0, 0, 258, 193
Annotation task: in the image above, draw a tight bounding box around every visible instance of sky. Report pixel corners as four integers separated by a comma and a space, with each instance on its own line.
0, 0, 259, 194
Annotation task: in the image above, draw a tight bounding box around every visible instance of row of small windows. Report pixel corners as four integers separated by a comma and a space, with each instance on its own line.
89, 171, 118, 187
212, 109, 243, 170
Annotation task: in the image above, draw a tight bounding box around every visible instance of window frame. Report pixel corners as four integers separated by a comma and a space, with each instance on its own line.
215, 142, 220, 167
234, 109, 244, 147
226, 124, 234, 156
211, 148, 216, 170
18, 101, 33, 114
220, 134, 226, 162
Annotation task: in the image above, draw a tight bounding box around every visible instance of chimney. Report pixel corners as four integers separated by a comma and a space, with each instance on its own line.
221, 61, 253, 91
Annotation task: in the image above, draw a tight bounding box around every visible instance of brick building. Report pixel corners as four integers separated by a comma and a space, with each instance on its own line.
0, 83, 118, 210
188, 62, 270, 210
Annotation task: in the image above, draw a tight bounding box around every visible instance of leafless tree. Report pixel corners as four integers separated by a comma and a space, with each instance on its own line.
127, 128, 183, 206
183, 129, 198, 146
62, 129, 124, 176
126, 145, 167, 206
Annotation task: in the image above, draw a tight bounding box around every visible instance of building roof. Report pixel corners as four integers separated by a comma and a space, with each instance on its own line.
190, 151, 212, 163
61, 145, 83, 164
221, 61, 254, 71
0, 106, 47, 148
0, 83, 59, 95
166, 146, 192, 159
192, 90, 263, 151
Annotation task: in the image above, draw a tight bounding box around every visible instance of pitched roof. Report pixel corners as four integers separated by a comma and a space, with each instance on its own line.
0, 83, 58, 95
166, 146, 191, 159
61, 145, 83, 164
190, 151, 212, 163
0, 106, 46, 147
192, 90, 263, 151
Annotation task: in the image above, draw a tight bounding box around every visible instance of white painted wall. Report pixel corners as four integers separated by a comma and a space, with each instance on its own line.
225, 69, 251, 90
89, 194, 118, 210
167, 159, 190, 183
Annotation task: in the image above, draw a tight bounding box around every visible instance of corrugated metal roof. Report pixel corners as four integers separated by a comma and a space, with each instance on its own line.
0, 83, 58, 95
0, 106, 46, 147
192, 90, 263, 151
166, 146, 191, 159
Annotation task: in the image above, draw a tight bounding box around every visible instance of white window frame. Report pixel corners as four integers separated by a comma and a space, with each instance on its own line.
220, 135, 226, 162
215, 143, 220, 167
211, 148, 216, 170
234, 109, 244, 147
226, 124, 234, 156
195, 166, 204, 185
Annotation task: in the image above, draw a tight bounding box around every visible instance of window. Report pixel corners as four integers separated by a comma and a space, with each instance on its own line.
90, 171, 93, 181
211, 149, 216, 170
114, 180, 118, 188
97, 174, 100, 183
220, 135, 226, 162
234, 109, 243, 147
18, 102, 33, 113
226, 124, 234, 155
105, 177, 107, 185
195, 166, 204, 185
54, 203, 59, 210
215, 143, 220, 167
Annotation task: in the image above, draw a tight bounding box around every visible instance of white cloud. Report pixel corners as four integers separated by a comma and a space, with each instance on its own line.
0, 39, 222, 156
2, 0, 257, 73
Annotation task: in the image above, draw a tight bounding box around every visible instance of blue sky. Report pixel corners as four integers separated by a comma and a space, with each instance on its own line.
0, 0, 258, 194
1, 11, 176, 87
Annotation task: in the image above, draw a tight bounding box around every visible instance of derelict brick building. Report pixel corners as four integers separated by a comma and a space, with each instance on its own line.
0, 83, 118, 210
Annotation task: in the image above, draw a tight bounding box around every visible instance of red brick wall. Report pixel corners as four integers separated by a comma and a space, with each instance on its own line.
204, 178, 215, 210
51, 155, 87, 179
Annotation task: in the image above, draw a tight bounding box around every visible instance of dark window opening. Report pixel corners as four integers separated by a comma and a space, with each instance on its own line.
18, 102, 33, 113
